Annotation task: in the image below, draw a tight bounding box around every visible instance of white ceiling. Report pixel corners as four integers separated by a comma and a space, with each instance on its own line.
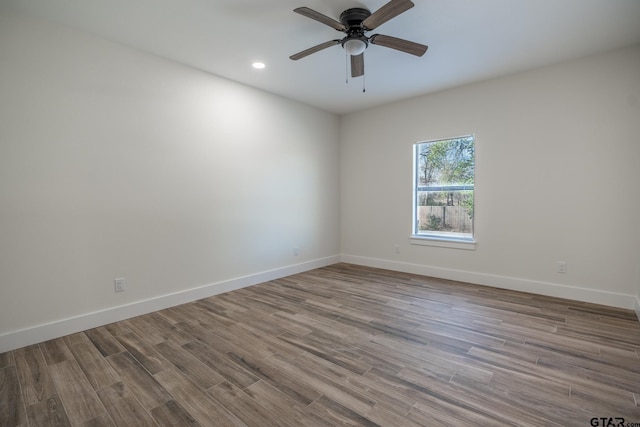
4, 0, 640, 114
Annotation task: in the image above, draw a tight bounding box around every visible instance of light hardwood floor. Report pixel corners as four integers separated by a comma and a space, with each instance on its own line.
1, 263, 640, 426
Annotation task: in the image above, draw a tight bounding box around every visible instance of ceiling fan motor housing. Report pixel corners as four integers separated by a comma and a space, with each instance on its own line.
339, 8, 371, 28
339, 8, 371, 55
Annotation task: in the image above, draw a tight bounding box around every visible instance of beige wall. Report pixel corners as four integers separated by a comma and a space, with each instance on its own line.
341, 45, 640, 308
0, 9, 340, 343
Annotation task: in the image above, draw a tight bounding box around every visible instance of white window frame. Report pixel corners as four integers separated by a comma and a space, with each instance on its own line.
411, 135, 476, 250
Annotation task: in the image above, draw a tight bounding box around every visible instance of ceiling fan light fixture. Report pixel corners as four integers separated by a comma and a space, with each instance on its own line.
343, 39, 367, 56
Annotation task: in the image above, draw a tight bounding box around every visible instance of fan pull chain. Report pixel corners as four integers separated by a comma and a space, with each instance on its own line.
345, 50, 349, 84
363, 72, 366, 93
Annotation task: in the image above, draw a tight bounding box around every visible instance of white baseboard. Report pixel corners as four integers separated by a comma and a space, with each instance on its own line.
0, 255, 340, 353
341, 254, 636, 310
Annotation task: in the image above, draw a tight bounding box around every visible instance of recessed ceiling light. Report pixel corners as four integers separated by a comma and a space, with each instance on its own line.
252, 62, 266, 69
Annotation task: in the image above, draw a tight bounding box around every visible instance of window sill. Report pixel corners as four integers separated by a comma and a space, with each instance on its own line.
410, 235, 476, 250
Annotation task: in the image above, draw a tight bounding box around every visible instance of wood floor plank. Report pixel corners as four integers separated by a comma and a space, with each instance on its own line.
295, 350, 415, 417
172, 302, 234, 328
150, 400, 201, 427
408, 397, 515, 427
569, 383, 639, 420
124, 316, 169, 346
392, 362, 553, 426
66, 341, 120, 392
115, 332, 172, 375
153, 368, 247, 427
598, 346, 640, 369
243, 380, 331, 427
3, 263, 640, 425
40, 338, 74, 366
465, 345, 540, 376
0, 366, 28, 427
340, 344, 404, 376
196, 296, 239, 315
181, 338, 260, 391
306, 395, 380, 427
103, 321, 134, 338
154, 340, 225, 390
225, 348, 323, 406
96, 382, 157, 427
84, 327, 125, 357
195, 320, 275, 361
271, 352, 377, 416
207, 381, 294, 427
147, 312, 195, 346
365, 404, 425, 427
25, 395, 71, 427
80, 413, 115, 427
263, 312, 314, 337
271, 311, 345, 340
474, 371, 573, 420
352, 334, 429, 371
153, 307, 186, 325
63, 332, 92, 348
277, 331, 370, 375
48, 359, 106, 425
14, 345, 57, 406
105, 352, 171, 412
0, 351, 14, 369
234, 322, 305, 360
537, 352, 640, 394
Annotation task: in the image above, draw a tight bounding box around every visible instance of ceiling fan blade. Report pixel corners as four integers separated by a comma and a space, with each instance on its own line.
294, 7, 346, 31
351, 53, 364, 78
362, 0, 414, 30
370, 34, 428, 56
289, 40, 341, 60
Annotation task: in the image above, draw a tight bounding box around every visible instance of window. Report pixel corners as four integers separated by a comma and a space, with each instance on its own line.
413, 135, 475, 244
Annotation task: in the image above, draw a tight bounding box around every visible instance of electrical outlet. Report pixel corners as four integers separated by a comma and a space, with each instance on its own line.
114, 278, 125, 292
394, 245, 400, 254
293, 247, 299, 257
557, 261, 567, 274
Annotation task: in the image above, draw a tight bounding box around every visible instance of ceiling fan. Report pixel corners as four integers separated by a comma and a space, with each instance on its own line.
290, 0, 428, 79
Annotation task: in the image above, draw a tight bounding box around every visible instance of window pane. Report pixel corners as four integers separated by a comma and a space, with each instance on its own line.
417, 136, 474, 187
415, 136, 475, 239
416, 190, 473, 235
